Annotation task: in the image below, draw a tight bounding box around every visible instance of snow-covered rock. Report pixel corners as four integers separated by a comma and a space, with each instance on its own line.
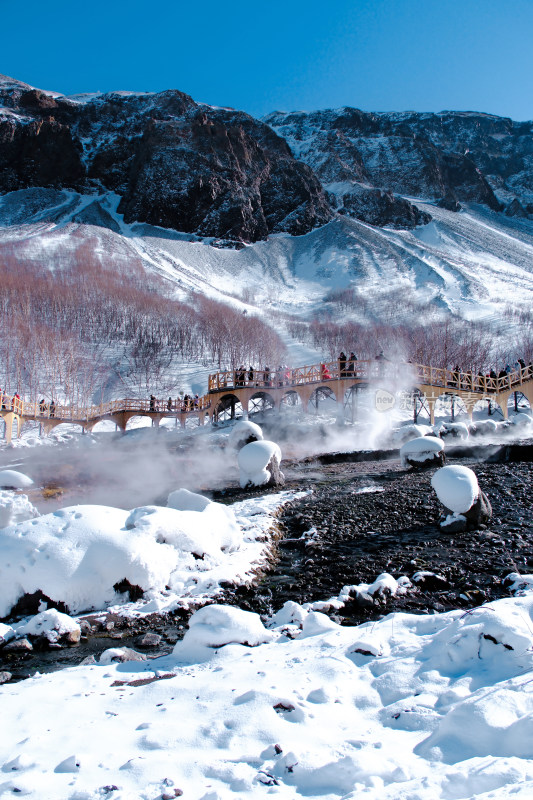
469, 418, 498, 436
431, 465, 479, 514
238, 440, 284, 488
15, 609, 81, 645
511, 412, 533, 427
0, 621, 15, 645
0, 469, 34, 489
400, 436, 445, 468
0, 505, 178, 616
268, 600, 309, 629
0, 490, 39, 528
439, 422, 469, 440
392, 424, 434, 445
173, 604, 275, 662
228, 420, 264, 450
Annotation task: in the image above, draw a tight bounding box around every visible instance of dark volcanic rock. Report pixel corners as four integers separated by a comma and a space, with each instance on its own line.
0, 77, 332, 243
464, 490, 493, 527
0, 116, 85, 193
265, 107, 523, 216
335, 184, 431, 228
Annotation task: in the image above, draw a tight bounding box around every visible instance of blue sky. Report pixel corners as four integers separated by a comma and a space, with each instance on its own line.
2, 0, 532, 120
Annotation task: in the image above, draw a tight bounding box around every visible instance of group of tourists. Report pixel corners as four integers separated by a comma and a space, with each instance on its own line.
230, 365, 293, 388
149, 394, 200, 413
337, 351, 361, 377
0, 391, 22, 412
448, 359, 533, 391
38, 398, 56, 417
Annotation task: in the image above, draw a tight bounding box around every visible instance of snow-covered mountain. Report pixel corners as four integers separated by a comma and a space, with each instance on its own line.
265, 108, 533, 220
1, 73, 533, 326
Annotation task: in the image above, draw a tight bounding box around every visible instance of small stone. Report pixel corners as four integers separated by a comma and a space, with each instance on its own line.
79, 655, 97, 666
3, 638, 33, 653
137, 633, 162, 648
0, 670, 12, 684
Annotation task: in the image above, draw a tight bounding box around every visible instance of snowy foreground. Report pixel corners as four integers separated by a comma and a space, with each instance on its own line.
2, 591, 533, 799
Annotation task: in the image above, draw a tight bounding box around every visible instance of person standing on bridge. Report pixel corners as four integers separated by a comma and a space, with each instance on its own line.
149, 394, 156, 412
347, 353, 357, 376
49, 400, 55, 418
339, 352, 347, 377
248, 366, 254, 385
167, 397, 173, 411
375, 351, 388, 377
264, 366, 271, 387
320, 363, 332, 380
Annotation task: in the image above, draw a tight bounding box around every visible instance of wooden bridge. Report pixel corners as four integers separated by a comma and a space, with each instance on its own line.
1, 360, 532, 444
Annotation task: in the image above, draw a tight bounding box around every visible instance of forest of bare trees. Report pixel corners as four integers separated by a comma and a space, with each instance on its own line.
1, 233, 528, 407
0, 241, 286, 404
286, 289, 522, 373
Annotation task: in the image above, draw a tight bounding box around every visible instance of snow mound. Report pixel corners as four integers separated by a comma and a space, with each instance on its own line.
431, 465, 479, 514
126, 503, 241, 556
300, 611, 339, 638
167, 487, 212, 512
238, 440, 282, 488
0, 505, 179, 616
0, 469, 34, 489
392, 424, 434, 445
511, 412, 533, 426
400, 436, 444, 467
228, 419, 263, 449
0, 490, 39, 528
173, 604, 275, 662
269, 600, 309, 629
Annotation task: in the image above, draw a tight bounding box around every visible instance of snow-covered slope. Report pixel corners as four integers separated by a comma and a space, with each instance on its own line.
1, 187, 533, 322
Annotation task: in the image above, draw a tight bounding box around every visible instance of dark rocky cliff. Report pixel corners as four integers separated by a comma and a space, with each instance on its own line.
0, 77, 332, 243
264, 107, 533, 222
2, 75, 533, 241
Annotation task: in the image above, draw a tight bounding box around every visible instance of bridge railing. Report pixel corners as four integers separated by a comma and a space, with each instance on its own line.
207, 361, 533, 397
17, 396, 212, 423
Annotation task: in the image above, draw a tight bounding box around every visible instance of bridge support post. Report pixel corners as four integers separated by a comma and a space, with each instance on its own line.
427, 399, 436, 426
496, 393, 509, 420
3, 412, 16, 445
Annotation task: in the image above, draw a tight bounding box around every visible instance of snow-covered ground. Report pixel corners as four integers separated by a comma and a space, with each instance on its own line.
0, 487, 303, 621
2, 590, 533, 799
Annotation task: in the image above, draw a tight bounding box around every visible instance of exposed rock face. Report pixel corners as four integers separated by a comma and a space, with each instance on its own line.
264, 107, 533, 223
0, 76, 332, 244
334, 184, 431, 228
2, 74, 533, 241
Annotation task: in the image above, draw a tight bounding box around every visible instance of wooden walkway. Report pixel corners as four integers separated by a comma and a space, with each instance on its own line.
1, 360, 531, 443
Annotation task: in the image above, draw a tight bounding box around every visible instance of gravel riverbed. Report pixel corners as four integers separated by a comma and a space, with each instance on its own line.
2, 442, 532, 679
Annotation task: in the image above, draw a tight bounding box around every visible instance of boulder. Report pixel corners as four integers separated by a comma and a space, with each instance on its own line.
238, 440, 284, 488
464, 490, 492, 527
400, 436, 445, 469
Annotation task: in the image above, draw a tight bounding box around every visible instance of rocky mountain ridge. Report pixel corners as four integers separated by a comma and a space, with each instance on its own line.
1, 75, 533, 243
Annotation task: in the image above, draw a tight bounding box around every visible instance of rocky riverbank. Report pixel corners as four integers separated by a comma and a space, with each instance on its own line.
2, 443, 532, 680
